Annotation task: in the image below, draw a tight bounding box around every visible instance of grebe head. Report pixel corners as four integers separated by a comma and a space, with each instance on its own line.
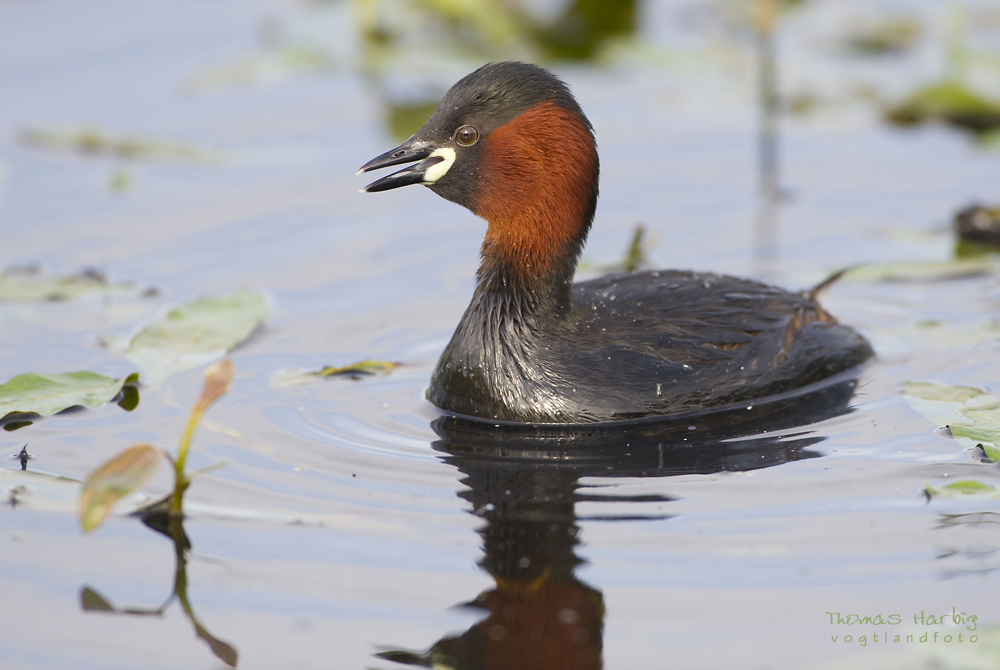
359, 62, 599, 294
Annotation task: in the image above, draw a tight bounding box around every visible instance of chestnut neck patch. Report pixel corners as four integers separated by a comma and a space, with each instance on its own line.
474, 100, 599, 313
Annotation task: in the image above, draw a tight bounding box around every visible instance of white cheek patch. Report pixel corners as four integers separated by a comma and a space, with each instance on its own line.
422, 147, 456, 183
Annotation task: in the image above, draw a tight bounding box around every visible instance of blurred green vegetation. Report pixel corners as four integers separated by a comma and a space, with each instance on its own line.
355, 0, 638, 139
357, 0, 636, 63
388, 101, 441, 141
532, 0, 636, 61
955, 204, 1000, 257
17, 128, 220, 163
0, 266, 144, 302
841, 16, 923, 55
885, 81, 1000, 135
270, 358, 400, 387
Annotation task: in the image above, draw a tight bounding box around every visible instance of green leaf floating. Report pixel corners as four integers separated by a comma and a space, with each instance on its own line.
117, 290, 266, 383
18, 127, 221, 163
925, 480, 1000, 500
903, 381, 1000, 462
80, 587, 115, 612
317, 360, 399, 378
0, 268, 141, 303
952, 410, 1000, 463
270, 359, 399, 387
885, 80, 1000, 135
79, 443, 162, 532
0, 371, 139, 421
903, 381, 983, 404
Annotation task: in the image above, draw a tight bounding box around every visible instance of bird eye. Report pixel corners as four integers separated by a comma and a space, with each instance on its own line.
455, 125, 479, 147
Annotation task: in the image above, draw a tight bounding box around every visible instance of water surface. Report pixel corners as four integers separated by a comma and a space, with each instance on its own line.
2, 1, 1000, 668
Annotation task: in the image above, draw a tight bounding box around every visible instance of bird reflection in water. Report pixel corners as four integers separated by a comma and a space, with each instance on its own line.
376, 372, 862, 669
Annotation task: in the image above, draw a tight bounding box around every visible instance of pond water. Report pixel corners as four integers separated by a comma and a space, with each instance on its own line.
2, 1, 1000, 669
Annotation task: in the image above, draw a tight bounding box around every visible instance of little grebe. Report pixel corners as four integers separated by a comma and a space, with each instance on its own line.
359, 62, 872, 424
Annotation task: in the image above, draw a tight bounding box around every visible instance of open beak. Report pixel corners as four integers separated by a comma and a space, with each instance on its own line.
357, 138, 443, 193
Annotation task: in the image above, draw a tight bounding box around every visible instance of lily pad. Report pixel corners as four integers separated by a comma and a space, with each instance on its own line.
79, 444, 163, 532
0, 267, 142, 303
902, 381, 983, 404
270, 359, 399, 387
318, 360, 399, 378
977, 442, 1000, 463
885, 80, 1000, 135
0, 371, 139, 422
17, 127, 221, 163
955, 204, 1000, 249
952, 409, 1000, 454
841, 17, 922, 56
926, 480, 1000, 500
904, 382, 1000, 463
115, 290, 266, 383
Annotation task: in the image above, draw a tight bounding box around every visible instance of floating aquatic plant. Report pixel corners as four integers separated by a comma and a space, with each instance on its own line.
78, 443, 161, 532
840, 16, 923, 56
0, 371, 139, 431
955, 204, 1000, 256
107, 290, 266, 383
270, 359, 400, 387
78, 360, 233, 532
925, 480, 1000, 500
903, 381, 1000, 463
17, 127, 221, 163
885, 80, 1000, 136
0, 266, 146, 303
